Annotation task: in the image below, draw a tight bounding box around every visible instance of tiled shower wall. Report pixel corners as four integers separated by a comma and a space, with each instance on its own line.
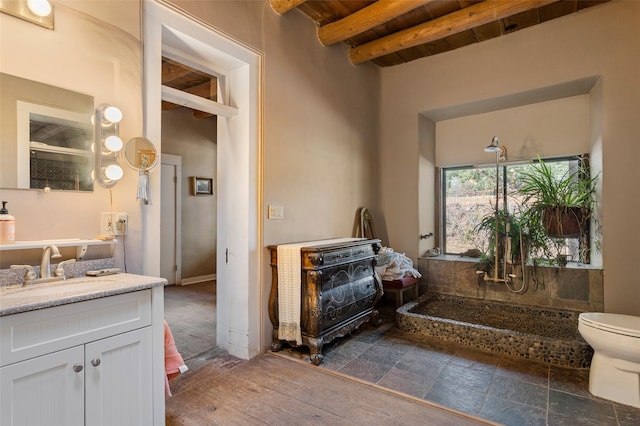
417, 255, 604, 312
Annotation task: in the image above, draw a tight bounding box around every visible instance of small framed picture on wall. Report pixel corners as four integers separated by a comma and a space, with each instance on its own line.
191, 177, 213, 196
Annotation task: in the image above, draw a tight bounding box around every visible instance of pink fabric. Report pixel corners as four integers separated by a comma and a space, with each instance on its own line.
164, 320, 186, 397
382, 276, 419, 289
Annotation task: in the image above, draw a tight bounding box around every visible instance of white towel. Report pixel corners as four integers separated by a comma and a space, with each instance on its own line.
277, 238, 363, 345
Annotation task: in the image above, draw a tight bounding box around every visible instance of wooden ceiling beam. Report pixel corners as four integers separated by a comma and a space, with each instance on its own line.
162, 60, 193, 83
192, 110, 214, 119
183, 80, 216, 100
318, 0, 437, 46
269, 0, 306, 15
349, 0, 557, 65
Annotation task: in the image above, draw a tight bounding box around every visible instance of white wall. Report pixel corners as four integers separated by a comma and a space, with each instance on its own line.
380, 0, 640, 315
435, 95, 590, 167
0, 2, 144, 272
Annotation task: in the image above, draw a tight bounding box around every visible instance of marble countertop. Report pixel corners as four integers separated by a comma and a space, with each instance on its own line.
0, 273, 167, 316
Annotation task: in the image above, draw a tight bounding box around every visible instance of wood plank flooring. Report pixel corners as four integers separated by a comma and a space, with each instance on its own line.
165, 352, 494, 425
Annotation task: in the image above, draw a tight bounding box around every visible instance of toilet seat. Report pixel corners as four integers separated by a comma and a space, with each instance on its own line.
580, 313, 640, 338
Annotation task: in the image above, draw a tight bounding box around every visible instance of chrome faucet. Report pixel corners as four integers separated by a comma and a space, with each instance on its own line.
9, 264, 37, 285
8, 245, 68, 286
54, 259, 76, 277
40, 245, 61, 279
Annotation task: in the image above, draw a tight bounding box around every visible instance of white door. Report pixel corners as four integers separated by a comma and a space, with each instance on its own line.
85, 327, 153, 426
160, 154, 182, 285
0, 346, 84, 426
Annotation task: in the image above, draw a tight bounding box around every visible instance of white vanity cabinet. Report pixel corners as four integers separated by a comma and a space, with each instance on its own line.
1, 346, 85, 425
0, 289, 157, 426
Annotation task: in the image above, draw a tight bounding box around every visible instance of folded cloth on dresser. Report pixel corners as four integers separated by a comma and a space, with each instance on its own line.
164, 320, 188, 397
277, 238, 364, 345
375, 247, 422, 281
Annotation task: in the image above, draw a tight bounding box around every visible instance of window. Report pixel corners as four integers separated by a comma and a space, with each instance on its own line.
442, 156, 590, 264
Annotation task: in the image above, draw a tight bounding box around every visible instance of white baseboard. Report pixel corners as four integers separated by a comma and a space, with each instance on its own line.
180, 274, 216, 286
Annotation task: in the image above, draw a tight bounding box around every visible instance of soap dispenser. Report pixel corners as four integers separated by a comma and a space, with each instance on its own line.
0, 201, 16, 244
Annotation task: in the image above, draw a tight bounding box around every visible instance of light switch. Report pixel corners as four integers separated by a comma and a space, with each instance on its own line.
268, 205, 284, 220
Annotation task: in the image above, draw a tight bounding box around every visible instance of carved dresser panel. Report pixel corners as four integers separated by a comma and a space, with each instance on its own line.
268, 239, 382, 365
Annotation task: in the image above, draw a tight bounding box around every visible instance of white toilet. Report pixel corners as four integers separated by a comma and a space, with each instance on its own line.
578, 312, 640, 408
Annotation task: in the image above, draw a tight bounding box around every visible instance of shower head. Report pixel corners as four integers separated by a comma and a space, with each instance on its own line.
484, 136, 501, 153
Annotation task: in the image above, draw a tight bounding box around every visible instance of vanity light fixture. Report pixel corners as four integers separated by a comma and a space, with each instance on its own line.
104, 135, 123, 152
103, 106, 123, 123
27, 0, 51, 17
94, 104, 124, 188
105, 164, 124, 181
0, 0, 54, 30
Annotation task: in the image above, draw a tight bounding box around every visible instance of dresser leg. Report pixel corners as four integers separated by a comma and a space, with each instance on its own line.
270, 328, 282, 352
308, 337, 324, 365
369, 309, 382, 326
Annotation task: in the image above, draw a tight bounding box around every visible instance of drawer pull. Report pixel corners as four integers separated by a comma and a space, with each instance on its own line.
91, 358, 101, 367
73, 364, 84, 373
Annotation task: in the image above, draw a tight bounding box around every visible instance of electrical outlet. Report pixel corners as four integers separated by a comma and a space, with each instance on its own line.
115, 213, 128, 235
101, 212, 128, 236
268, 205, 284, 220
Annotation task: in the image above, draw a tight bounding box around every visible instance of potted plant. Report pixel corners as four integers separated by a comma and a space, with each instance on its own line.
516, 156, 598, 238
474, 209, 524, 263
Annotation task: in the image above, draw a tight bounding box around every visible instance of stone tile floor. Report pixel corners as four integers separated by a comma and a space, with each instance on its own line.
165, 284, 640, 426
278, 304, 640, 426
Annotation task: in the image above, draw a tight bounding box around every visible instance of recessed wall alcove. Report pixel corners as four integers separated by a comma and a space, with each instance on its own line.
417, 77, 604, 306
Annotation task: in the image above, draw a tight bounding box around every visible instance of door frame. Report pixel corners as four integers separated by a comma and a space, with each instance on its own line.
143, 1, 263, 360
160, 153, 181, 285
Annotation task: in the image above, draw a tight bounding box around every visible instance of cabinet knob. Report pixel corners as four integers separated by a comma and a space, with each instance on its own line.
73, 364, 84, 373
91, 358, 101, 367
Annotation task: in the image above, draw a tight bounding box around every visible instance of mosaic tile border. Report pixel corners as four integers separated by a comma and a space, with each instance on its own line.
396, 293, 593, 369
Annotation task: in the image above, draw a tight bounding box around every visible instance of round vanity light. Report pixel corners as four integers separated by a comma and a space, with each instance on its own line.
105, 164, 124, 181
104, 135, 123, 152
27, 0, 52, 17
103, 106, 123, 123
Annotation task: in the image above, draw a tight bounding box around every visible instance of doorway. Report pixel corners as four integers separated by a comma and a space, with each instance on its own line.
161, 108, 217, 359
160, 154, 181, 285
143, 1, 263, 360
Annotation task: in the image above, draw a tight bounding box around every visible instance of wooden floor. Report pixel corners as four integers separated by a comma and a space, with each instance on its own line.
166, 352, 494, 425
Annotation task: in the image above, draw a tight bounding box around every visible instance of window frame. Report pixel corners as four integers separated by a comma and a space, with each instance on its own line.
440, 155, 591, 263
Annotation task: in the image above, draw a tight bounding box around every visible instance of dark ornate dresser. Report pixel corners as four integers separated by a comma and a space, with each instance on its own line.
268, 238, 382, 365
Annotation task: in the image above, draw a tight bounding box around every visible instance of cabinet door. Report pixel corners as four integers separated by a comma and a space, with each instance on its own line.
0, 346, 84, 426
85, 327, 153, 426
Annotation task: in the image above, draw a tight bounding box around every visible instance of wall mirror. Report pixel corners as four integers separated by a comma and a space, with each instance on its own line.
0, 72, 94, 192
123, 136, 158, 204
123, 137, 158, 171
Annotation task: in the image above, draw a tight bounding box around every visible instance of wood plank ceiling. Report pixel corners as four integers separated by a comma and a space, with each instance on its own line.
269, 0, 610, 67
162, 0, 609, 116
